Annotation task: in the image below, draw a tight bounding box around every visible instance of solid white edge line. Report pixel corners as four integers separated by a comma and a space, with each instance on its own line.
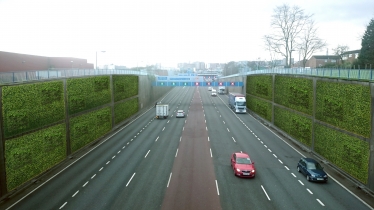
261, 185, 271, 201
215, 180, 220, 195
145, 150, 150, 158
167, 173, 172, 187
126, 173, 136, 187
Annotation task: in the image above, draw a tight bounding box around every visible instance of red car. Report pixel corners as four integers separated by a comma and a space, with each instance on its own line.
231, 152, 256, 178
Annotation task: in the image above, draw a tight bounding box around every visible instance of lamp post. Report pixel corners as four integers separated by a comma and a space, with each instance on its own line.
96, 51, 106, 70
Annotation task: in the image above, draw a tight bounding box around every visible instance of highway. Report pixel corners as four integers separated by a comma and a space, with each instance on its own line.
2, 86, 373, 210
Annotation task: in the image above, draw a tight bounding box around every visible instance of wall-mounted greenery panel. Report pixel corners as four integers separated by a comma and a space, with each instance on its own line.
247, 96, 272, 122
274, 106, 312, 147
2, 81, 65, 138
70, 107, 112, 152
113, 75, 139, 102
246, 75, 273, 100
316, 81, 371, 138
274, 76, 313, 115
5, 123, 66, 191
67, 76, 111, 115
314, 123, 369, 184
114, 98, 139, 125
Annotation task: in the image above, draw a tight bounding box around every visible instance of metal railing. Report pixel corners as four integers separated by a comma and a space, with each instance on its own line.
0, 69, 150, 84
222, 68, 374, 81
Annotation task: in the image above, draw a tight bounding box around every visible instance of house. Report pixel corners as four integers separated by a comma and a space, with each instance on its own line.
341, 50, 360, 64
306, 55, 340, 68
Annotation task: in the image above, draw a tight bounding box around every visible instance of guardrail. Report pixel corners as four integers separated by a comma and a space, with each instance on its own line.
0, 69, 150, 84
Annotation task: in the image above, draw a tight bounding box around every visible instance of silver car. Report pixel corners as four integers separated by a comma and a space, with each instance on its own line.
176, 110, 185, 118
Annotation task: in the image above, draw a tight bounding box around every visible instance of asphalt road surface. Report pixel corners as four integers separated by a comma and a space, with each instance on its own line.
1, 86, 373, 210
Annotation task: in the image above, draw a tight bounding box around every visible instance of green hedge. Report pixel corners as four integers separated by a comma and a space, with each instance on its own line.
114, 98, 139, 125
2, 81, 65, 138
274, 76, 313, 115
5, 123, 66, 191
314, 123, 369, 184
316, 81, 371, 137
246, 75, 273, 100
67, 76, 111, 115
70, 107, 112, 152
247, 96, 272, 122
274, 106, 312, 147
113, 75, 138, 102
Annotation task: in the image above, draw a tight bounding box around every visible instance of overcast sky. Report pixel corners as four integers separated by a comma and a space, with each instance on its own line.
0, 0, 373, 68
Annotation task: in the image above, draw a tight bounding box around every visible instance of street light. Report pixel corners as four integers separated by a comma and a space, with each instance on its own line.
96, 51, 106, 70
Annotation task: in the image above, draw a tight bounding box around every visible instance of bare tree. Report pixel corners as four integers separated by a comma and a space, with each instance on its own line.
264, 36, 279, 69
264, 4, 312, 68
298, 20, 326, 67
332, 45, 349, 65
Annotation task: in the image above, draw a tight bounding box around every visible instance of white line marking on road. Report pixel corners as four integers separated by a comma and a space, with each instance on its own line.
145, 150, 150, 158
215, 180, 220, 195
83, 181, 89, 187
183, 127, 184, 131
273, 154, 277, 158
167, 173, 172, 187
316, 199, 325, 206
220, 115, 221, 117
99, 167, 103, 171
227, 128, 230, 132
208, 137, 210, 141
126, 173, 136, 187
298, 180, 304, 185
206, 127, 207, 130
257, 138, 260, 140
260, 141, 263, 144
127, 142, 129, 145
117, 150, 121, 154
106, 161, 110, 165
254, 135, 257, 137
167, 120, 170, 123
134, 136, 136, 138
155, 136, 159, 142
232, 137, 236, 142
264, 145, 267, 148
175, 149, 179, 157
112, 156, 115, 159
59, 202, 67, 209
91, 174, 96, 179
291, 173, 296, 177
307, 188, 313, 194
180, 137, 182, 142
223, 121, 225, 124
268, 149, 272, 152
278, 159, 283, 164
261, 185, 271, 201
205, 120, 206, 123
240, 151, 243, 153
131, 139, 134, 141
210, 148, 213, 157
284, 166, 289, 170
162, 127, 165, 131
122, 146, 126, 149
72, 190, 79, 197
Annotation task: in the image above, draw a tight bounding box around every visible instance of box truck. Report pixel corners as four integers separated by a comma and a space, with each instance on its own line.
228, 93, 246, 113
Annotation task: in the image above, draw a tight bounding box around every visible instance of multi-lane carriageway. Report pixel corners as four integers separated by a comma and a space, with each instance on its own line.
2, 87, 374, 210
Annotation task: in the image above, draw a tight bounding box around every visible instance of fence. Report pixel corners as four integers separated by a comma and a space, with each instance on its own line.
0, 69, 150, 84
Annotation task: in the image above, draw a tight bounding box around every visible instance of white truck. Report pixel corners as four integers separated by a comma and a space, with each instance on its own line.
228, 92, 246, 113
218, 86, 225, 94
211, 89, 217, 96
156, 104, 169, 119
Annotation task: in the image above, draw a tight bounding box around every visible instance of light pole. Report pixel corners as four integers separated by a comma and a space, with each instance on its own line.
96, 51, 106, 70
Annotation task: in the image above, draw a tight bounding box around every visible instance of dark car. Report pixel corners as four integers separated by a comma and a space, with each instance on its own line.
297, 158, 328, 182
231, 152, 256, 178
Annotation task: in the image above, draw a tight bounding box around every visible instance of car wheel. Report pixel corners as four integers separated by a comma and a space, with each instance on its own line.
297, 166, 300, 172
306, 175, 310, 181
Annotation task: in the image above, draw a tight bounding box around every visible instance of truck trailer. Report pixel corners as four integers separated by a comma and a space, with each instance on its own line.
228, 93, 246, 113
218, 86, 225, 94
156, 104, 169, 119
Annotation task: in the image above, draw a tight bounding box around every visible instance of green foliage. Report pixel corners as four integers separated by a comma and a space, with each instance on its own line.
274, 75, 313, 115
114, 98, 139, 125
70, 107, 112, 152
67, 76, 111, 114
5, 124, 66, 191
314, 123, 369, 184
246, 96, 272, 122
316, 81, 371, 137
2, 81, 65, 138
246, 75, 273, 100
357, 18, 374, 67
274, 106, 312, 147
113, 75, 139, 102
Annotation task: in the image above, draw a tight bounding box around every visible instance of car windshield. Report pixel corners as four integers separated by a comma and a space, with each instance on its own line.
306, 162, 323, 170
237, 102, 246, 106
236, 157, 252, 164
